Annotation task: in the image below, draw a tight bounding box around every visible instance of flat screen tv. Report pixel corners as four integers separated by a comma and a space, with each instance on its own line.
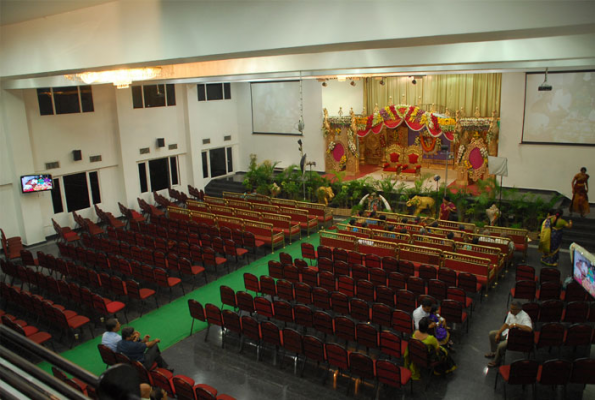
571, 243, 595, 299
21, 174, 53, 193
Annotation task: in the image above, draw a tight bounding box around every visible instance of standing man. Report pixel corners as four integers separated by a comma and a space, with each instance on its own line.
117, 327, 172, 372
485, 300, 533, 367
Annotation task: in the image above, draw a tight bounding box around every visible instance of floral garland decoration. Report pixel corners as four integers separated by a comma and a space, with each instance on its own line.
339, 155, 347, 170
456, 145, 466, 164
480, 147, 489, 162
327, 141, 336, 154
347, 129, 357, 155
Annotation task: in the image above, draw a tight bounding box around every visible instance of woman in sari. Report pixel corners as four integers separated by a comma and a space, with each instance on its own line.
539, 209, 572, 267
404, 317, 457, 380
570, 167, 590, 217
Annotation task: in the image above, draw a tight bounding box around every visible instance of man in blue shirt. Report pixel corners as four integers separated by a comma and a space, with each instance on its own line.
117, 327, 172, 371
101, 318, 121, 352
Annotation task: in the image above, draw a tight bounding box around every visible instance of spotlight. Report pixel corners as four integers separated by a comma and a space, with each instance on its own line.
322, 82, 327, 87
379, 78, 385, 86
350, 81, 356, 86
297, 139, 303, 152
412, 79, 417, 85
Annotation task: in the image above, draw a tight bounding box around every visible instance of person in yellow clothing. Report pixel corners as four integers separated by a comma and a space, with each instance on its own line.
539, 209, 572, 267
404, 317, 457, 380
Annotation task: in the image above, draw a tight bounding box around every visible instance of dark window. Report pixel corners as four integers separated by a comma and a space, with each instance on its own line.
63, 173, 90, 212
210, 147, 226, 177
226, 147, 233, 173
144, 85, 166, 108
79, 86, 94, 112
201, 151, 209, 178
149, 158, 169, 191
51, 178, 64, 214
89, 171, 101, 204
197, 84, 206, 101
206, 83, 224, 101
138, 163, 148, 193
169, 157, 179, 186
132, 86, 143, 109
53, 86, 81, 114
37, 88, 54, 115
224, 83, 231, 100
166, 84, 176, 106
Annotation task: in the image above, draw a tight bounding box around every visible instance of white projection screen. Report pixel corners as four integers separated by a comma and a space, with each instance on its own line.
251, 81, 302, 135
523, 71, 595, 145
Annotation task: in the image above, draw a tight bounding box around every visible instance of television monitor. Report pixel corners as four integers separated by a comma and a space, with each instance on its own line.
571, 243, 595, 299
21, 174, 53, 193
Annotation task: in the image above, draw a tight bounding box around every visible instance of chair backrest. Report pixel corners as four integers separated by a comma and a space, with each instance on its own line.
564, 323, 593, 346
407, 339, 432, 368
507, 359, 539, 385
325, 342, 348, 369
254, 296, 273, 318
349, 352, 375, 380
521, 302, 540, 322
130, 360, 153, 385
282, 328, 303, 354
539, 299, 564, 323
205, 303, 223, 326
506, 327, 535, 353
356, 323, 378, 349
260, 321, 282, 346
303, 335, 326, 362
172, 375, 197, 400
150, 369, 175, 396
313, 310, 334, 335
539, 280, 562, 301
539, 267, 561, 283
516, 264, 535, 281
236, 291, 255, 314
276, 279, 295, 302
376, 359, 408, 388
294, 304, 314, 328
539, 359, 572, 386
188, 299, 206, 322
371, 303, 392, 328
536, 322, 565, 348
243, 272, 260, 293
376, 285, 396, 308
350, 298, 370, 322
312, 287, 331, 310
379, 331, 404, 359
569, 358, 595, 385
563, 301, 589, 323
97, 344, 118, 366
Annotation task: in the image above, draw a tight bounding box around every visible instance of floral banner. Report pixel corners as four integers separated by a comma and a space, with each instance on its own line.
349, 105, 456, 141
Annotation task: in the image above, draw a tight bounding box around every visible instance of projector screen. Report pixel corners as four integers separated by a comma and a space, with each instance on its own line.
251, 81, 302, 135
522, 71, 595, 145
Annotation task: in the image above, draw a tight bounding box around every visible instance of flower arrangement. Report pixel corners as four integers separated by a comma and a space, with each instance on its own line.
339, 155, 347, 170
347, 129, 357, 155
335, 128, 341, 136
327, 141, 336, 154
464, 160, 473, 171
456, 145, 466, 164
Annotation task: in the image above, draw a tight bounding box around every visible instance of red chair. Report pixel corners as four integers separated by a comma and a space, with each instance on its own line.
457, 272, 483, 302
494, 359, 539, 399
243, 231, 265, 256
382, 256, 399, 273
330, 291, 350, 315
515, 264, 536, 282
294, 304, 314, 333
508, 280, 536, 306
334, 316, 356, 345
313, 310, 334, 340
254, 296, 274, 319
356, 279, 375, 303
130, 360, 155, 384
505, 327, 535, 362
564, 323, 593, 349
337, 275, 355, 297
351, 263, 368, 283
392, 310, 414, 337
539, 267, 561, 284
243, 272, 260, 294
172, 375, 200, 400
397, 260, 415, 277
317, 257, 333, 273
281, 328, 303, 373
537, 280, 562, 301
240, 315, 262, 359
224, 239, 248, 265
561, 281, 588, 302
205, 303, 224, 343
407, 276, 426, 296
272, 299, 294, 325
179, 257, 207, 289
221, 309, 242, 350
301, 335, 326, 377
408, 339, 441, 386
92, 294, 127, 324
283, 264, 300, 284
236, 291, 255, 315
260, 275, 277, 298
537, 359, 572, 394
440, 299, 469, 333
317, 245, 333, 261
418, 264, 437, 282
396, 290, 416, 314
387, 272, 407, 291
333, 260, 350, 277
268, 260, 284, 279
368, 267, 387, 286
348, 352, 375, 395
569, 358, 595, 387
538, 299, 564, 323
276, 279, 294, 302
318, 271, 336, 292
379, 330, 408, 360
220, 285, 237, 310
150, 369, 176, 397
427, 279, 447, 301
189, 299, 206, 336
347, 250, 364, 266
333, 248, 348, 263
279, 252, 293, 265
376, 285, 396, 308
522, 302, 540, 323
534, 322, 564, 354
371, 303, 392, 331
562, 301, 589, 323
203, 247, 229, 278
350, 298, 370, 322
447, 286, 473, 314
301, 243, 317, 265
438, 267, 457, 287
195, 384, 220, 400
97, 344, 118, 368
260, 321, 283, 365
312, 287, 331, 310
356, 322, 378, 352
52, 306, 92, 348
294, 282, 312, 305
325, 343, 349, 384
376, 359, 413, 395
125, 279, 157, 315
365, 253, 381, 269
153, 267, 184, 299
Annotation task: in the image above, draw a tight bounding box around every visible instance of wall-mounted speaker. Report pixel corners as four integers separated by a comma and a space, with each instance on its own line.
157, 138, 165, 148
73, 150, 82, 161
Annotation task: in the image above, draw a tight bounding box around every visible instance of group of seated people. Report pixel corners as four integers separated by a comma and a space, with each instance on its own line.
101, 318, 173, 373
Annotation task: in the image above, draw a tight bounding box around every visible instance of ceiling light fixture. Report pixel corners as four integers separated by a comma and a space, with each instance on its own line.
322, 82, 327, 87
65, 67, 162, 89
350, 81, 356, 86
379, 78, 385, 86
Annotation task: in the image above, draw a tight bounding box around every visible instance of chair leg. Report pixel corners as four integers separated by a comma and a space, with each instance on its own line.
190, 319, 195, 337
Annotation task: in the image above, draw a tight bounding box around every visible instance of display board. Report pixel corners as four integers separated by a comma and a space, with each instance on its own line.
251, 81, 302, 135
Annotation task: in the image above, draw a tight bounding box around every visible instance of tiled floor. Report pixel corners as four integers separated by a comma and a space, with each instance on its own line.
162, 245, 595, 400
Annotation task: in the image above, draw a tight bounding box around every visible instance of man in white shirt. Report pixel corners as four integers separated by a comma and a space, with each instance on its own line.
485, 300, 533, 367
412, 298, 434, 330
101, 318, 121, 352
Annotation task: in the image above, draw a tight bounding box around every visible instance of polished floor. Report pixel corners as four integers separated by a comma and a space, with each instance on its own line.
163, 245, 595, 400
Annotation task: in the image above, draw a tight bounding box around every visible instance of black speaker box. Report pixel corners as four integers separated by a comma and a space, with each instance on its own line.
73, 150, 82, 161
157, 138, 165, 148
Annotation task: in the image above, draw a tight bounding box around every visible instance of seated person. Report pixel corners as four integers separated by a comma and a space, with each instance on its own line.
140, 383, 152, 400
348, 218, 359, 232
150, 386, 167, 400
485, 300, 532, 367
378, 214, 387, 229
101, 318, 121, 352
412, 298, 433, 330
429, 304, 451, 347
117, 327, 172, 372
404, 317, 457, 380
366, 211, 378, 225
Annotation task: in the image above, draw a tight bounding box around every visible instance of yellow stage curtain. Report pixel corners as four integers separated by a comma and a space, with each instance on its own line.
364, 73, 501, 117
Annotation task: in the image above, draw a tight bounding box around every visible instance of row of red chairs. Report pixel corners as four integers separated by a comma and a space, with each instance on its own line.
1, 309, 52, 347
97, 344, 234, 399
2, 282, 92, 347
510, 279, 592, 305
1, 228, 24, 260
495, 358, 595, 398
516, 264, 561, 284
219, 286, 413, 355
522, 299, 595, 325
189, 300, 413, 396
3, 263, 125, 325
503, 323, 595, 360
51, 366, 97, 399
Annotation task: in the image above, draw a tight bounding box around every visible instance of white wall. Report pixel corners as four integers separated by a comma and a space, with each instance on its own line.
499, 72, 593, 199
321, 80, 364, 117
237, 79, 325, 172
